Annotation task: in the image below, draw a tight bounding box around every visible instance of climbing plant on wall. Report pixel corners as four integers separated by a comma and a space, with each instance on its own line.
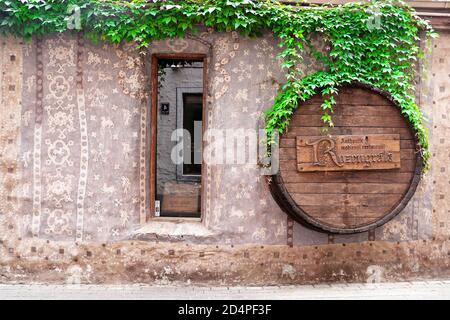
0, 0, 436, 171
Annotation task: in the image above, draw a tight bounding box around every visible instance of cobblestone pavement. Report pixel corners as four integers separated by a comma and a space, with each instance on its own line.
1, 280, 450, 300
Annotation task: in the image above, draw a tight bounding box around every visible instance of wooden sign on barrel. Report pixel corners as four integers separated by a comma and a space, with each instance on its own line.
296, 134, 401, 172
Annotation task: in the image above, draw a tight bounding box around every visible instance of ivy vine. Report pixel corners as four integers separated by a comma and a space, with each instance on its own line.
0, 0, 436, 171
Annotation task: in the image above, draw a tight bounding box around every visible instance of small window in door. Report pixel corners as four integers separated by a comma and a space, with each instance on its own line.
154, 58, 203, 218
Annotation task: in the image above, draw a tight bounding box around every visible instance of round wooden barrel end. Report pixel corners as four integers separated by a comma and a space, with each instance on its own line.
271, 84, 422, 234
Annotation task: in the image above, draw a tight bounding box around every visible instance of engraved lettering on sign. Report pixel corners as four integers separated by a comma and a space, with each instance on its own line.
297, 134, 401, 172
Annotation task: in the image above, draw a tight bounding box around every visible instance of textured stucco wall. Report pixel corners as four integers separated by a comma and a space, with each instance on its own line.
0, 28, 449, 285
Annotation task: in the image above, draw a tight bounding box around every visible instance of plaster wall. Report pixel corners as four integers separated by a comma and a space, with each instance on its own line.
0, 28, 449, 285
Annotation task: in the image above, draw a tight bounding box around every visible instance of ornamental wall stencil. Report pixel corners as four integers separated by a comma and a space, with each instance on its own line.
44, 208, 73, 236
46, 75, 72, 100
40, 34, 78, 239
0, 0, 439, 254
0, 29, 438, 248
231, 60, 252, 82
0, 14, 446, 284
47, 37, 75, 73
46, 109, 76, 139
31, 37, 44, 237
44, 169, 74, 207
80, 39, 141, 241
205, 33, 290, 244
87, 87, 108, 109
211, 31, 240, 100
23, 34, 145, 242
75, 33, 88, 243
45, 139, 73, 167
117, 71, 144, 98
166, 38, 189, 52
87, 51, 102, 67
0, 37, 23, 242
115, 47, 146, 100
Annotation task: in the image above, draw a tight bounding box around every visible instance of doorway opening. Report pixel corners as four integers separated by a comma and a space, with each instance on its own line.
151, 55, 205, 219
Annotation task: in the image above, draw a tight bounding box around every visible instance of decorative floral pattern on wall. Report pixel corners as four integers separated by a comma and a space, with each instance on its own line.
18, 34, 144, 242
0, 31, 445, 248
